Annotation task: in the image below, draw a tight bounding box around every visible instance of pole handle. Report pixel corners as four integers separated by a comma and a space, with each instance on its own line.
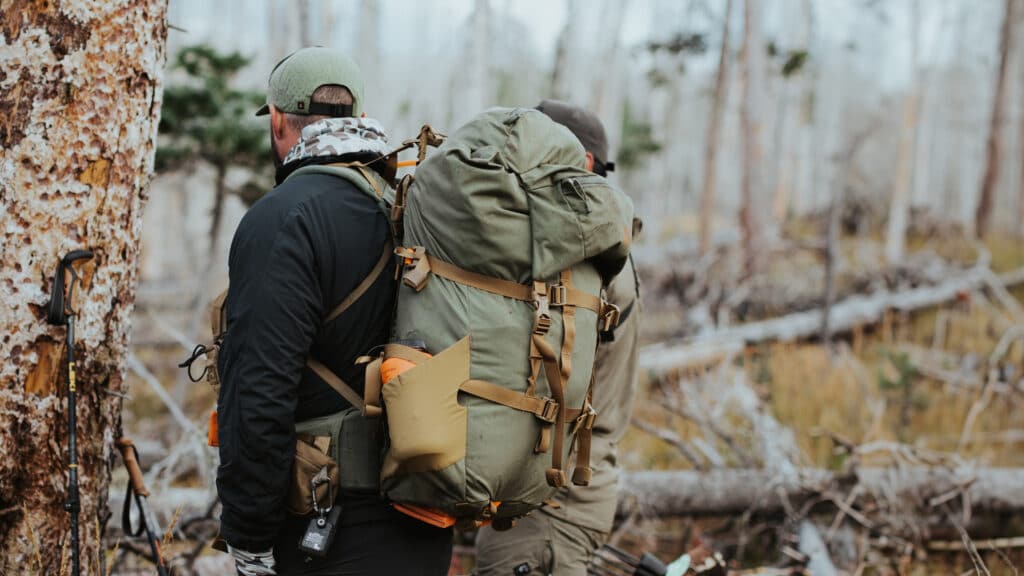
116, 437, 150, 497
46, 250, 94, 326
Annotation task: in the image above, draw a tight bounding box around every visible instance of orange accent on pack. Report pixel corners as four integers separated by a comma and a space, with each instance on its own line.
397, 160, 417, 168
391, 501, 502, 529
381, 357, 419, 384
208, 410, 219, 447
391, 503, 455, 528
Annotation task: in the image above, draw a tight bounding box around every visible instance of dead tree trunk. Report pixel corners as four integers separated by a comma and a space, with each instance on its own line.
358, 0, 381, 100
619, 467, 1024, 520
0, 1, 167, 573
976, 0, 1017, 238
884, 1, 921, 264
698, 0, 734, 256
739, 0, 765, 277
641, 264, 1024, 373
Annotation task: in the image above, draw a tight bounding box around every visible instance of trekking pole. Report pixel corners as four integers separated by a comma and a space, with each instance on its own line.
46, 249, 94, 576
116, 437, 171, 576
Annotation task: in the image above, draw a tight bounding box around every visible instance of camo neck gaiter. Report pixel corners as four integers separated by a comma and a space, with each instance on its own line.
282, 117, 391, 166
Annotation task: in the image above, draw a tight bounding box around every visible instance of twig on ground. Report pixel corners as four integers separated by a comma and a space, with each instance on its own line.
127, 354, 201, 437
630, 417, 707, 470
664, 384, 757, 467
954, 518, 993, 576
958, 375, 996, 453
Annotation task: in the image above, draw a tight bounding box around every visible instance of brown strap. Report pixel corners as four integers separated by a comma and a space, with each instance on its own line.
210, 289, 228, 337
354, 165, 384, 198
321, 161, 386, 199
571, 387, 596, 486
307, 358, 365, 412
363, 357, 383, 417
116, 438, 149, 497
325, 241, 393, 324
383, 343, 432, 366
559, 270, 576, 387
533, 332, 568, 488
459, 379, 558, 422
527, 334, 550, 453
571, 336, 599, 486
572, 419, 594, 486
391, 174, 414, 242
427, 255, 534, 302
398, 248, 603, 314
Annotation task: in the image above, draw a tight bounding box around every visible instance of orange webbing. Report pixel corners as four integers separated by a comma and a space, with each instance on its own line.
208, 411, 219, 447
391, 503, 456, 529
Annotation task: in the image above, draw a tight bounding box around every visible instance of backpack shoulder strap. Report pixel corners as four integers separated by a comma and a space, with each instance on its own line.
210, 289, 228, 338
307, 358, 365, 412
324, 239, 394, 324
286, 162, 392, 213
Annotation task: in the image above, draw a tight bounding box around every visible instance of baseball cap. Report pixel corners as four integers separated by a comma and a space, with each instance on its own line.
536, 99, 614, 172
255, 47, 364, 117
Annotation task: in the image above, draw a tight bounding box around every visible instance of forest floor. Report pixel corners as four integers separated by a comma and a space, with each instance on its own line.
111, 223, 1024, 575
616, 226, 1024, 574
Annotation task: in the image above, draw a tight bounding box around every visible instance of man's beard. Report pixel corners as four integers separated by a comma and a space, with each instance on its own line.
270, 132, 285, 170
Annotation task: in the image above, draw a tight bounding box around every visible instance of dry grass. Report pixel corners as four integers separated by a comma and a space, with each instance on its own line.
626, 259, 1024, 472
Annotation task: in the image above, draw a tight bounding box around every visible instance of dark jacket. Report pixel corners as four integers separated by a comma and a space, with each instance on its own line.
216, 157, 396, 550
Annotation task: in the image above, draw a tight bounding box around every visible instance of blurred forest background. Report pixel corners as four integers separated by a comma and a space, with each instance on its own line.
117, 0, 1024, 574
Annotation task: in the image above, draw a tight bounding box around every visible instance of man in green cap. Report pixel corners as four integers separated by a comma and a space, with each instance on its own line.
216, 47, 452, 575
474, 100, 641, 576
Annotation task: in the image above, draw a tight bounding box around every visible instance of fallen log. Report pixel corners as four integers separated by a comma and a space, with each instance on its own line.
640, 265, 1024, 374
618, 467, 1024, 519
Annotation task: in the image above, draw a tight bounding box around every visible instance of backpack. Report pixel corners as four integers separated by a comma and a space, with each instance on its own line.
189, 110, 633, 531
362, 108, 634, 529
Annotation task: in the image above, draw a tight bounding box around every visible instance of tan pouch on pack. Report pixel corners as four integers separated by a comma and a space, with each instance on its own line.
287, 434, 340, 516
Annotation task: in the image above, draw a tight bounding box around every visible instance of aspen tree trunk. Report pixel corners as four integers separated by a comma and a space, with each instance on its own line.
0, 1, 167, 573
976, 0, 1017, 238
739, 0, 764, 276
466, 0, 493, 115
884, 0, 921, 264
698, 0, 733, 256
358, 0, 381, 99
551, 0, 582, 101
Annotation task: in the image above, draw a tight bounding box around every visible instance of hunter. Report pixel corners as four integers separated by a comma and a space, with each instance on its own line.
215, 47, 452, 575
474, 100, 642, 576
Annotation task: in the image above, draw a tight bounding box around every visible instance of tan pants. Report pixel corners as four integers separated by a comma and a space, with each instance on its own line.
474, 511, 606, 576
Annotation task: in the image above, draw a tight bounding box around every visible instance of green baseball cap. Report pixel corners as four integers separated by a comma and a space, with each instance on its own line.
255, 47, 364, 117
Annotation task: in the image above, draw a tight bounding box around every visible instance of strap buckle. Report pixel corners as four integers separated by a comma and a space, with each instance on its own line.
571, 405, 597, 435
548, 284, 567, 307
532, 281, 551, 335
537, 397, 559, 423
600, 301, 621, 332
396, 246, 430, 291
